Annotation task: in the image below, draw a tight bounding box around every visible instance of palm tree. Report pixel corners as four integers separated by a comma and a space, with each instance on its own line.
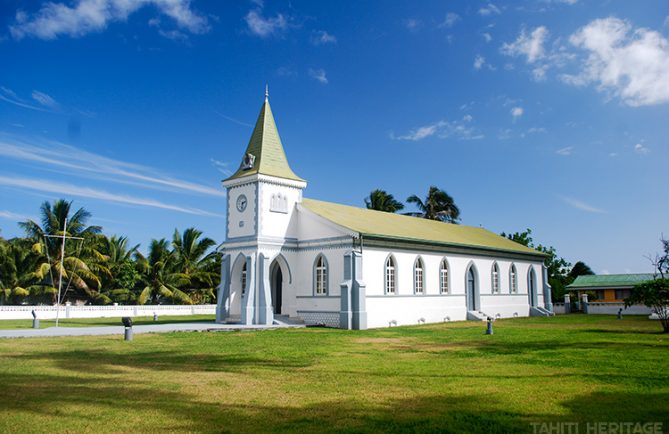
171, 228, 219, 303
0, 238, 33, 304
406, 186, 460, 223
97, 235, 140, 304
18, 199, 106, 303
135, 239, 192, 305
364, 189, 404, 213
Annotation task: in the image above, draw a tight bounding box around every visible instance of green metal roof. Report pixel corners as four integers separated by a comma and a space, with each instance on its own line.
566, 273, 654, 289
225, 98, 304, 182
301, 198, 545, 257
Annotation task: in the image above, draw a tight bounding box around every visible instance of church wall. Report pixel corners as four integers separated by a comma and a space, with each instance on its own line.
258, 182, 303, 239
227, 183, 257, 239
361, 246, 545, 328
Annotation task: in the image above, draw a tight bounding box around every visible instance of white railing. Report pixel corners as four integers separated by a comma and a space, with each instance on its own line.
0, 304, 216, 320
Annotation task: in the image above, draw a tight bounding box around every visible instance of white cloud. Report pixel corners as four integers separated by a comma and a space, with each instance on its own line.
664, 16, 669, 27
609, 152, 618, 157
214, 111, 253, 128
559, 195, 605, 213
210, 158, 233, 176
390, 118, 484, 142
404, 18, 422, 32
532, 64, 549, 81
0, 136, 225, 197
31, 90, 60, 109
634, 143, 650, 155
9, 0, 209, 40
308, 68, 328, 84
0, 210, 31, 221
0, 175, 221, 217
479, 3, 501, 16
482, 32, 492, 43
511, 106, 524, 118
526, 127, 546, 134
440, 13, 460, 28
474, 55, 486, 70
564, 17, 669, 107
245, 9, 288, 38
502, 26, 549, 63
0, 87, 51, 112
556, 146, 573, 156
311, 30, 336, 45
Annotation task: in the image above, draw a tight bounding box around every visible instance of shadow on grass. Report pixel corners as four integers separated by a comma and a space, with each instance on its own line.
1, 371, 667, 433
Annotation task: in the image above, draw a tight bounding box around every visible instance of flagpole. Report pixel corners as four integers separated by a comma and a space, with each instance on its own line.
55, 218, 67, 328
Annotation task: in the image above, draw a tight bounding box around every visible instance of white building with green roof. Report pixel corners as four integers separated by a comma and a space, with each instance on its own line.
215, 94, 553, 329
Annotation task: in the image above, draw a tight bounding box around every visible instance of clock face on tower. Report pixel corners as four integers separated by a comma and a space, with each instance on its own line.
236, 194, 248, 212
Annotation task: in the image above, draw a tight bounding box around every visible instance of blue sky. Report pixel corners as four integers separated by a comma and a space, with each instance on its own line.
1, 0, 668, 274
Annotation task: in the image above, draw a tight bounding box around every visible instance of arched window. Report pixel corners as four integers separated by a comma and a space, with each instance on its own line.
491, 262, 500, 293
241, 261, 247, 295
509, 264, 518, 294
385, 255, 396, 294
414, 257, 424, 294
439, 259, 449, 294
314, 254, 328, 295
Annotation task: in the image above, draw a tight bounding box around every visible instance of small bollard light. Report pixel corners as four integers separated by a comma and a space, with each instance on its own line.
153, 312, 158, 322
486, 316, 494, 335
617, 308, 623, 320
122, 316, 133, 341
31, 310, 39, 329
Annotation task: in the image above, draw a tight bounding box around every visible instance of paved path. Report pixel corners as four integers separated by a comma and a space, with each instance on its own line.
0, 322, 304, 339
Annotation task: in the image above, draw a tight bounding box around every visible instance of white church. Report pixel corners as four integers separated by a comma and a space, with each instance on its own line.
215, 93, 553, 329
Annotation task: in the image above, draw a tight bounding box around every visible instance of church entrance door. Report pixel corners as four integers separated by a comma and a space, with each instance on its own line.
271, 263, 283, 315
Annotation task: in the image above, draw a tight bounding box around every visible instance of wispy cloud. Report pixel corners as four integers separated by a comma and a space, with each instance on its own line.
502, 26, 549, 63
210, 158, 233, 176
245, 9, 289, 38
390, 116, 484, 141
479, 3, 501, 16
559, 195, 605, 213
634, 143, 650, 155
511, 106, 524, 119
31, 90, 60, 109
214, 111, 253, 128
0, 210, 32, 221
482, 32, 492, 43
439, 13, 460, 28
556, 146, 573, 156
0, 135, 225, 197
9, 0, 209, 40
0, 176, 222, 217
474, 55, 486, 70
0, 87, 52, 112
308, 68, 328, 84
310, 30, 336, 45
403, 18, 422, 32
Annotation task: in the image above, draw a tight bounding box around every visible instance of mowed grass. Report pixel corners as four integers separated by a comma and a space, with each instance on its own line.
0, 314, 216, 329
0, 315, 667, 434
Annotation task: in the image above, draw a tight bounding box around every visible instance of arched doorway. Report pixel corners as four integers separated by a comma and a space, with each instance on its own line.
528, 267, 537, 307
466, 265, 479, 311
271, 261, 283, 315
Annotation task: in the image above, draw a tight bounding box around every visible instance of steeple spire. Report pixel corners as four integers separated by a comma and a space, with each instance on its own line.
224, 93, 304, 183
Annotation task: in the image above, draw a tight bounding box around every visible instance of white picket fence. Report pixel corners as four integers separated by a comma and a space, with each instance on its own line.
0, 304, 217, 320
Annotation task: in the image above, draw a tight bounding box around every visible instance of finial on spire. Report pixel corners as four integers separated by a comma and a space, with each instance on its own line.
265, 84, 269, 101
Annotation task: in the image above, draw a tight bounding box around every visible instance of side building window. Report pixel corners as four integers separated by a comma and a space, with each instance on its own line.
509, 264, 518, 294
491, 262, 500, 293
439, 259, 449, 294
385, 255, 396, 294
314, 254, 328, 295
414, 257, 424, 295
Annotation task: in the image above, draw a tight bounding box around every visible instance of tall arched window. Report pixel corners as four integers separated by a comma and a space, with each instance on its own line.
509, 264, 518, 294
314, 254, 328, 295
414, 257, 424, 294
491, 262, 500, 293
241, 261, 247, 295
385, 255, 396, 294
439, 259, 449, 294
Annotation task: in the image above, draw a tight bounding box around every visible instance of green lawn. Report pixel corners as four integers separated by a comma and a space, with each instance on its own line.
0, 314, 216, 329
0, 315, 667, 433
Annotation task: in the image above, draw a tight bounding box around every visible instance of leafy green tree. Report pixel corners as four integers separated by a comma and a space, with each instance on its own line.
19, 200, 107, 303
501, 228, 572, 302
171, 228, 220, 304
364, 189, 404, 213
406, 186, 460, 223
626, 278, 669, 333
97, 235, 140, 304
569, 261, 595, 279
135, 239, 192, 305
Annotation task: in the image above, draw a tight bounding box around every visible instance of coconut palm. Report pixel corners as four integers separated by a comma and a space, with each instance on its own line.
406, 186, 460, 223
364, 189, 405, 213
97, 235, 140, 304
19, 199, 106, 303
171, 228, 219, 303
0, 237, 52, 304
135, 239, 192, 305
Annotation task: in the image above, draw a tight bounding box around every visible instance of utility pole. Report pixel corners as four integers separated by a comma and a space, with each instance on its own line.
45, 218, 83, 327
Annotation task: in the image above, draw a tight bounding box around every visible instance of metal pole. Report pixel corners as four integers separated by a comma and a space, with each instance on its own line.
55, 218, 67, 328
